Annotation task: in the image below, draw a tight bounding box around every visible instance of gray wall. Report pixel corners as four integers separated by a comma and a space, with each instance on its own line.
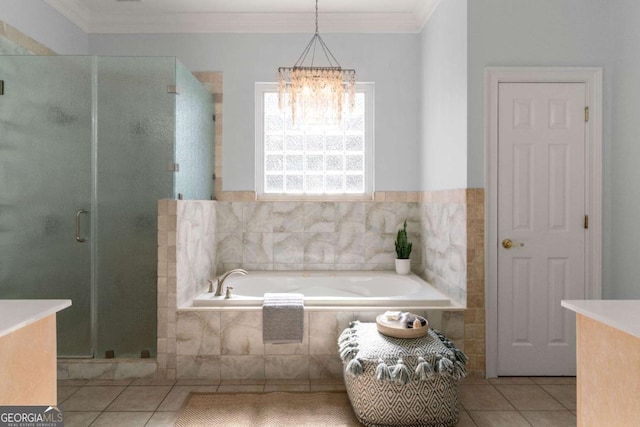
89, 33, 421, 192
467, 0, 611, 188
609, 1, 640, 298
0, 0, 88, 54
418, 0, 467, 191
466, 0, 620, 298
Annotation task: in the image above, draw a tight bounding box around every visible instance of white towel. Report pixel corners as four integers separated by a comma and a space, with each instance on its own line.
262, 293, 304, 344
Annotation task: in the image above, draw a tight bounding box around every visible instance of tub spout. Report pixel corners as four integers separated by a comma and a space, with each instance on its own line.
214, 269, 247, 296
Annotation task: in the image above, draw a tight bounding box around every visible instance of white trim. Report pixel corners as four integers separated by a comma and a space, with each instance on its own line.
484, 67, 603, 378
255, 82, 375, 200
414, 0, 442, 33
43, 2, 441, 34
88, 13, 423, 34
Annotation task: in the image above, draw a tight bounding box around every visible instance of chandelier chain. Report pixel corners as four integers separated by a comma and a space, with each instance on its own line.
315, 0, 319, 34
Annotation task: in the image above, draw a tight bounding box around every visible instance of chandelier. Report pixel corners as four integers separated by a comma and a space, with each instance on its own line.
278, 0, 356, 126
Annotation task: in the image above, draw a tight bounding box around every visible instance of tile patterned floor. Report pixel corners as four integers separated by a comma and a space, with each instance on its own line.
57, 376, 576, 426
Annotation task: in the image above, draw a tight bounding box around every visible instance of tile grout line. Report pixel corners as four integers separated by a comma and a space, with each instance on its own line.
89, 383, 130, 427
62, 379, 576, 426
490, 382, 570, 427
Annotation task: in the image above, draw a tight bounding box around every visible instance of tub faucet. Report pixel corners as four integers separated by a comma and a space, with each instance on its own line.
213, 269, 247, 296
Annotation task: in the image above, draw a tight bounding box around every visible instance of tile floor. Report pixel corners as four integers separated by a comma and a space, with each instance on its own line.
57, 376, 576, 427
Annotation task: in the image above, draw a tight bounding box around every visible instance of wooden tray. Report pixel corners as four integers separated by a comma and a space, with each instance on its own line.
376, 314, 429, 339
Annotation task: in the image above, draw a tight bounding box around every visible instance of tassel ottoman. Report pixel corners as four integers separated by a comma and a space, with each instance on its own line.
339, 321, 467, 427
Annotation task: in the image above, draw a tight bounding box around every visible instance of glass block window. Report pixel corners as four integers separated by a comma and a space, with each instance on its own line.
256, 83, 374, 198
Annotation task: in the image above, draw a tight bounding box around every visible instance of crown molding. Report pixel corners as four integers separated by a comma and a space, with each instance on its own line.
414, 0, 442, 32
44, 3, 441, 34
44, 0, 90, 32
88, 12, 424, 34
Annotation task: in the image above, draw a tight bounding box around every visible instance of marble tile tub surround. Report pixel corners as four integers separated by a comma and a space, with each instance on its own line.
174, 309, 463, 381
158, 199, 217, 380
215, 193, 475, 309
175, 201, 217, 308
215, 200, 422, 273
421, 189, 486, 378
160, 189, 484, 380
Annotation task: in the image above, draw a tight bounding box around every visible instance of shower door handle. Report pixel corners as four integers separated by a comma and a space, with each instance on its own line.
75, 209, 88, 243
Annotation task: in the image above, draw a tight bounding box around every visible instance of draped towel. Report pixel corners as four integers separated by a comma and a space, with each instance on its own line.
262, 293, 304, 344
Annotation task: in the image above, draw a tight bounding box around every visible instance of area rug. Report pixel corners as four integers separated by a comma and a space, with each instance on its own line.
174, 391, 363, 426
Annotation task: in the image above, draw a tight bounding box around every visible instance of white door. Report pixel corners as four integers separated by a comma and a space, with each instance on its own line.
497, 82, 586, 375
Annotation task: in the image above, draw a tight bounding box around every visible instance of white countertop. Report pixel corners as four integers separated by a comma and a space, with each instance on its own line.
561, 300, 640, 339
0, 299, 72, 338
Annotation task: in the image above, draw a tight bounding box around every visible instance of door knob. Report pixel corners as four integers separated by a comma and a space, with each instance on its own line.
502, 239, 524, 249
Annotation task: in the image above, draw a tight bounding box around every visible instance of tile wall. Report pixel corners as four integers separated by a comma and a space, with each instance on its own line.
158, 200, 217, 380
419, 190, 468, 306
57, 359, 157, 381
419, 189, 485, 378
161, 189, 485, 380
214, 200, 421, 272
464, 190, 486, 379
174, 309, 460, 381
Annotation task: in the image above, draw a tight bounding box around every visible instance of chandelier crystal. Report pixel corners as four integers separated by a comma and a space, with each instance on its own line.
278, 0, 356, 126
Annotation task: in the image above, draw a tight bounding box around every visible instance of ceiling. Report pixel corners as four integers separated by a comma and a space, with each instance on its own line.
44, 0, 440, 34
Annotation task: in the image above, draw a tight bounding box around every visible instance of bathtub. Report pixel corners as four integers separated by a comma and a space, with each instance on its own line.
192, 271, 452, 308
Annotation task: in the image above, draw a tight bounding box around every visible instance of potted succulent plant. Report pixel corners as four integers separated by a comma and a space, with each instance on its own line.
394, 219, 412, 274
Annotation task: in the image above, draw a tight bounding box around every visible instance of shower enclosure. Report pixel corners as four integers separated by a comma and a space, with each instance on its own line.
0, 56, 214, 358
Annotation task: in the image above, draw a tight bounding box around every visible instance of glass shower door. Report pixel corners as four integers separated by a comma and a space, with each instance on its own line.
96, 57, 175, 358
0, 56, 94, 356
175, 60, 215, 200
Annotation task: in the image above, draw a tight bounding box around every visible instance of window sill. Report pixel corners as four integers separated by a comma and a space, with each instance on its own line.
256, 193, 374, 202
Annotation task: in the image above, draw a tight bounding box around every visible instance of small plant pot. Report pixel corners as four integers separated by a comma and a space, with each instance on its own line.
395, 258, 411, 275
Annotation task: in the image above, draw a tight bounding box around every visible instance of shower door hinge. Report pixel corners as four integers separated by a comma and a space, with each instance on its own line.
168, 162, 180, 172
585, 106, 589, 122
0, 80, 4, 95
212, 114, 216, 122
584, 214, 589, 229
167, 85, 180, 94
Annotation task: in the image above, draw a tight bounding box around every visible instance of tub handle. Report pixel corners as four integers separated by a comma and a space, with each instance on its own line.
225, 287, 233, 299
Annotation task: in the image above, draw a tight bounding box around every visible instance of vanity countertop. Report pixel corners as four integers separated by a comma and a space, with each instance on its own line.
561, 299, 640, 339
0, 299, 72, 338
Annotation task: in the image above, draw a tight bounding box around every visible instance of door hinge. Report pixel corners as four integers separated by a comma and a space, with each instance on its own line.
584, 214, 589, 229
585, 106, 589, 122
212, 114, 216, 122
167, 85, 180, 94
167, 162, 180, 172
